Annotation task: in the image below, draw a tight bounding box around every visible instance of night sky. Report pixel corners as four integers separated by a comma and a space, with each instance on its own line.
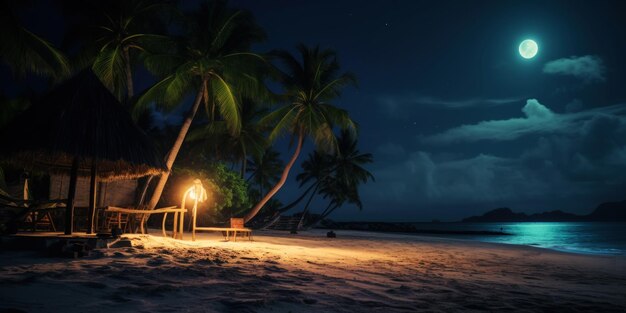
234, 0, 626, 221
6, 1, 626, 221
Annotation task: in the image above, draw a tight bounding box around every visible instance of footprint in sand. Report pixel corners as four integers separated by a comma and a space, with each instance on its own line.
147, 257, 167, 266
264, 265, 287, 273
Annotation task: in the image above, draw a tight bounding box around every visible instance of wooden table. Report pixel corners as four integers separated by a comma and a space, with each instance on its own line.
105, 206, 186, 237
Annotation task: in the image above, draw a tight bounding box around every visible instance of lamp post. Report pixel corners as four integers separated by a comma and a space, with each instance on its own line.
178, 179, 207, 240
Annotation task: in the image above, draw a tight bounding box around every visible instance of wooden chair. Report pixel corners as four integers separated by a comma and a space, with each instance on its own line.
0, 192, 65, 233
103, 209, 130, 232
229, 218, 253, 241
25, 210, 56, 231
103, 205, 149, 234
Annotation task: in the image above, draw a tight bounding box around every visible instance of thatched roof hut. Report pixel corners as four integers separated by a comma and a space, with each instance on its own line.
0, 69, 166, 234
0, 70, 165, 180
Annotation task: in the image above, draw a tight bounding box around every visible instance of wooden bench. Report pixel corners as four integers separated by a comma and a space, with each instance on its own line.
193, 218, 253, 242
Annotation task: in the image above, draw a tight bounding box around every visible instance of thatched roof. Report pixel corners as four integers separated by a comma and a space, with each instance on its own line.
0, 69, 166, 181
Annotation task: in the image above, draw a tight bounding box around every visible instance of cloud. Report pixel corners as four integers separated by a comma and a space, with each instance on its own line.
565, 99, 583, 113
358, 99, 626, 220
519, 114, 626, 182
361, 115, 626, 218
422, 99, 626, 144
364, 151, 554, 207
378, 95, 522, 118
410, 96, 522, 109
543, 55, 606, 82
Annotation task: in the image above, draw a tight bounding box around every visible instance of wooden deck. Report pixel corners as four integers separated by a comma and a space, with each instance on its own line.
1, 232, 118, 252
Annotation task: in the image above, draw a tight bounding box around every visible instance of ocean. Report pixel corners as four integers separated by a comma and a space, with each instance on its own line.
411, 222, 626, 255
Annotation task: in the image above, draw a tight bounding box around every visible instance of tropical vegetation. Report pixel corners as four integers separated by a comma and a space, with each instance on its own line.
0, 0, 373, 228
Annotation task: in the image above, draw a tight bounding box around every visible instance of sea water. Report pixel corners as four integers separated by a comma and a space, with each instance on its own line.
411, 222, 626, 255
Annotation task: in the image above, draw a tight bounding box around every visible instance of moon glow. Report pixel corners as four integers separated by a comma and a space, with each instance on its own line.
519, 39, 538, 59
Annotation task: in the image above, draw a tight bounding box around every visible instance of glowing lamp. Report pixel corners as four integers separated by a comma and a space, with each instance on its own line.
172, 179, 207, 240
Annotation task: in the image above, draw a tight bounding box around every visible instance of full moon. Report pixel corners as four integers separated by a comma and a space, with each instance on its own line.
519, 39, 538, 59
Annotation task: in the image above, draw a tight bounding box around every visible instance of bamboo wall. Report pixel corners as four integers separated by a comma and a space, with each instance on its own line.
49, 174, 137, 207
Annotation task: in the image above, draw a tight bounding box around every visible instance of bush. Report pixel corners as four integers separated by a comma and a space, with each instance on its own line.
160, 162, 250, 226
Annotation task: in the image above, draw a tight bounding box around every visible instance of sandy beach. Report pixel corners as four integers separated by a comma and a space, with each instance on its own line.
1, 230, 625, 312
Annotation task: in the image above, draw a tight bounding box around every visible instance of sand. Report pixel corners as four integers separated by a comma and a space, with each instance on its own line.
1, 229, 625, 312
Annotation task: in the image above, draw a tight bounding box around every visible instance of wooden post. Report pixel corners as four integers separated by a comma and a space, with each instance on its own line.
172, 212, 178, 238
192, 202, 197, 241
178, 209, 185, 240
65, 157, 79, 235
86, 160, 97, 234
162, 212, 168, 237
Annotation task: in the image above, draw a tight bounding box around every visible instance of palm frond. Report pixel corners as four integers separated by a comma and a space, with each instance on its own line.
92, 45, 126, 99
0, 18, 70, 81
133, 72, 193, 117
142, 52, 185, 77
210, 10, 242, 53
210, 74, 241, 135
259, 105, 297, 142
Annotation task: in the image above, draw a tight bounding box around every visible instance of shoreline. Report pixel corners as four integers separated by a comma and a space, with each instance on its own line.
311, 228, 625, 257
318, 221, 511, 236
319, 226, 511, 236
318, 221, 626, 256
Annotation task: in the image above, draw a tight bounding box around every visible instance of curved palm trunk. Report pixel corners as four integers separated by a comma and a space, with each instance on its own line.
294, 182, 319, 231
253, 182, 317, 229
146, 81, 207, 210
136, 175, 154, 206
301, 183, 319, 215
276, 182, 317, 213
304, 202, 338, 229
244, 133, 304, 223
319, 203, 339, 220
123, 47, 134, 100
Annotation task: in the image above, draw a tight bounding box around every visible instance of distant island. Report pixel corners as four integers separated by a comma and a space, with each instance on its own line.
317, 200, 626, 235
462, 200, 626, 223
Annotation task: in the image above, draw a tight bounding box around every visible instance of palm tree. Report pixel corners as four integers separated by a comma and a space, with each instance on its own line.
329, 129, 375, 199
138, 0, 267, 210
292, 151, 332, 214
0, 1, 70, 81
315, 178, 355, 223
243, 44, 357, 223
187, 98, 268, 177
300, 130, 374, 227
59, 0, 176, 101
246, 147, 284, 200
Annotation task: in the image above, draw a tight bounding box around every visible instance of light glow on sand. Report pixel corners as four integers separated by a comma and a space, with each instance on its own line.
2, 230, 623, 312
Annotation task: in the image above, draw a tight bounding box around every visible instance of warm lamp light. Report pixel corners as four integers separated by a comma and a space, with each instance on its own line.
165, 179, 209, 241
181, 179, 207, 241
193, 179, 207, 200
